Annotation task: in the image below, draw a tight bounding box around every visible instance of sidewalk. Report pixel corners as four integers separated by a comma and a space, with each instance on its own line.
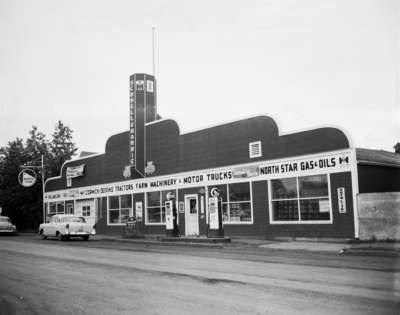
92, 234, 400, 256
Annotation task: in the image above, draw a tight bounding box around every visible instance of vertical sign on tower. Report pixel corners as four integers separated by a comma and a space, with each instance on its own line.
128, 73, 157, 178
129, 76, 136, 167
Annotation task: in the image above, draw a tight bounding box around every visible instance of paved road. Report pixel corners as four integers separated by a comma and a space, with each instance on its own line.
0, 235, 399, 315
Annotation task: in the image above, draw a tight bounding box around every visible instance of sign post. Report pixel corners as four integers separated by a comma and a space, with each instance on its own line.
19, 155, 46, 223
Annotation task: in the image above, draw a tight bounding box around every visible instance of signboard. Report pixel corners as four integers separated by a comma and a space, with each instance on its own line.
44, 150, 353, 202
135, 202, 143, 221
123, 166, 131, 178
258, 152, 351, 177
126, 217, 137, 229
66, 164, 85, 179
178, 201, 185, 214
129, 77, 136, 166
166, 192, 175, 200
337, 187, 347, 213
200, 196, 204, 214
146, 80, 154, 92
18, 169, 37, 187
210, 188, 220, 197
232, 165, 259, 178
208, 197, 219, 229
165, 201, 173, 230
319, 200, 330, 213
145, 161, 155, 175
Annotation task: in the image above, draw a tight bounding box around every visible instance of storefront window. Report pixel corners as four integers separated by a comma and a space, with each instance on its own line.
209, 182, 252, 223
271, 175, 331, 223
49, 202, 57, 215
56, 202, 65, 214
108, 195, 132, 224
146, 191, 162, 223
146, 190, 176, 224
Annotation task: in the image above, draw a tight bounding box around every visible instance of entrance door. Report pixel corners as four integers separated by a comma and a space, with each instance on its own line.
184, 194, 199, 236
76, 199, 96, 228
66, 204, 74, 214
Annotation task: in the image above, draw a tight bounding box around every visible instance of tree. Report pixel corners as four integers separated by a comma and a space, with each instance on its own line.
0, 122, 78, 230
48, 121, 78, 177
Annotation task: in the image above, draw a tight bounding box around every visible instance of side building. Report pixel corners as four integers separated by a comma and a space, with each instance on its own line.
44, 73, 399, 239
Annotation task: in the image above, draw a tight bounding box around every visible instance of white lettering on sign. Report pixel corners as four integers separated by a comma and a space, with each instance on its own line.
129, 78, 136, 167
44, 150, 353, 202
259, 153, 351, 176
66, 164, 85, 178
209, 197, 219, 229
18, 169, 37, 187
337, 187, 346, 213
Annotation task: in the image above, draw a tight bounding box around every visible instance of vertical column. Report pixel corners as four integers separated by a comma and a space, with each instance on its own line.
129, 73, 157, 177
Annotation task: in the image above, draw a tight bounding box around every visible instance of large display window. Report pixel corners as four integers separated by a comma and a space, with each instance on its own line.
208, 182, 252, 224
108, 194, 132, 224
270, 174, 331, 223
146, 189, 176, 224
48, 201, 65, 215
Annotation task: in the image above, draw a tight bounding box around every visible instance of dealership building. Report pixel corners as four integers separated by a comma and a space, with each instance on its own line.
44, 73, 400, 239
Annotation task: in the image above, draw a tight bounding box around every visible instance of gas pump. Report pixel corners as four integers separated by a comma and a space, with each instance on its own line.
207, 187, 224, 238
165, 200, 173, 236
165, 192, 179, 237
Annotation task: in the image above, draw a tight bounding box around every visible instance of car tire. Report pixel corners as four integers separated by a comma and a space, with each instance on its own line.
39, 230, 47, 240
57, 232, 65, 241
82, 235, 89, 241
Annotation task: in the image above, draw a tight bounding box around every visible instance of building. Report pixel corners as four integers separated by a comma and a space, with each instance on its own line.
44, 73, 400, 239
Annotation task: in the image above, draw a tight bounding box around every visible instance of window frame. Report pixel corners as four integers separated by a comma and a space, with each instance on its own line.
107, 194, 133, 226
145, 189, 177, 226
215, 181, 254, 225
82, 205, 90, 217
268, 174, 333, 225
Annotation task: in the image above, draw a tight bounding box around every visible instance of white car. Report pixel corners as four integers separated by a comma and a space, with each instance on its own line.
39, 214, 96, 241
0, 216, 17, 234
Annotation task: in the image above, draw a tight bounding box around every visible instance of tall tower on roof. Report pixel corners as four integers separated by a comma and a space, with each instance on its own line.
129, 73, 157, 177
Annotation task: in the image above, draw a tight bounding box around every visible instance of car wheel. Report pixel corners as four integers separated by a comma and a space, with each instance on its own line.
39, 230, 47, 240
82, 235, 89, 241
57, 232, 65, 241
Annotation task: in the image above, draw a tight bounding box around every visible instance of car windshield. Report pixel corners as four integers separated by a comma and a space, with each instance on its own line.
0, 217, 10, 223
61, 216, 86, 223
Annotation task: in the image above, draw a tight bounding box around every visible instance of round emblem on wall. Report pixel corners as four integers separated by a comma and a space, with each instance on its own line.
166, 192, 175, 200
18, 168, 37, 187
210, 187, 220, 197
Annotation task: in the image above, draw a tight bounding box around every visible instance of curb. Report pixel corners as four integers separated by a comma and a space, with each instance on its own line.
92, 236, 225, 248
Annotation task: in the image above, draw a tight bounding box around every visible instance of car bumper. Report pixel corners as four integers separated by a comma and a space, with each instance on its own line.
65, 231, 96, 236
0, 229, 17, 233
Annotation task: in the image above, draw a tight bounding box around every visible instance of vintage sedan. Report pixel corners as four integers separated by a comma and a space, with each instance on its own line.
39, 214, 96, 241
0, 216, 17, 234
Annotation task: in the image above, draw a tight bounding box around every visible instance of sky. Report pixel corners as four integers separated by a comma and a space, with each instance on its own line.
0, 0, 399, 156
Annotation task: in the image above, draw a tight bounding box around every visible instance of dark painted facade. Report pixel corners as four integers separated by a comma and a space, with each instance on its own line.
44, 73, 370, 239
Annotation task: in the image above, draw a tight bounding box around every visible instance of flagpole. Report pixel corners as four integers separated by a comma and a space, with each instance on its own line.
41, 155, 45, 223
152, 26, 155, 76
